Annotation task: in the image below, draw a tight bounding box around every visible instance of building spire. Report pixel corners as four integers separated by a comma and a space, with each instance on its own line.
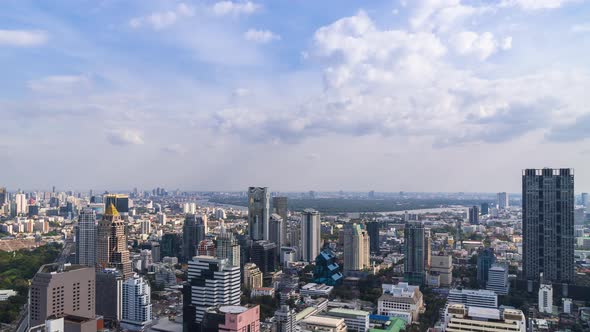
105, 203, 119, 216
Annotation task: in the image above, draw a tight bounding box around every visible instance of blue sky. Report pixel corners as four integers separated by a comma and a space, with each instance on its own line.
1, 0, 590, 192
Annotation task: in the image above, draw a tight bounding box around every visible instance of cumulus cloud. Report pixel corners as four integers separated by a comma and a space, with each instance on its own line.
244, 29, 280, 43
500, 0, 581, 10
107, 129, 144, 146
129, 3, 195, 30
546, 113, 590, 142
211, 1, 260, 16
450, 31, 511, 60
0, 29, 48, 47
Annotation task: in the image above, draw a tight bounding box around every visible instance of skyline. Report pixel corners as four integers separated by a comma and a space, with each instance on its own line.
2, 0, 590, 191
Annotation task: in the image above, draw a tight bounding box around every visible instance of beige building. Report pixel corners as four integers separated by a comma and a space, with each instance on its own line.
28, 264, 95, 328
443, 304, 526, 332
96, 204, 132, 278
430, 254, 453, 287
299, 315, 347, 332
378, 283, 424, 324
243, 262, 263, 289
344, 223, 370, 273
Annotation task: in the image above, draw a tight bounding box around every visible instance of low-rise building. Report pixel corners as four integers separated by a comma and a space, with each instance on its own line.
448, 289, 498, 309
0, 289, 17, 301
251, 287, 275, 298
377, 283, 424, 324
326, 308, 369, 332
430, 255, 453, 287
299, 315, 347, 332
300, 283, 333, 297
442, 304, 526, 332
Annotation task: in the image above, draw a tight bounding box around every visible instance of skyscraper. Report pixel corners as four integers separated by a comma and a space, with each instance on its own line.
269, 213, 283, 251
522, 168, 575, 284
0, 187, 6, 208
343, 223, 370, 273
76, 208, 97, 267
104, 194, 130, 214
365, 221, 380, 254
95, 268, 123, 323
186, 256, 241, 324
160, 233, 181, 259
251, 240, 277, 275
497, 192, 509, 210
480, 202, 489, 215
486, 264, 509, 295
404, 222, 430, 286
121, 274, 153, 331
216, 228, 241, 267
582, 192, 589, 209
248, 187, 270, 241
468, 206, 479, 225
15, 192, 27, 215
273, 196, 288, 245
96, 204, 132, 278
274, 305, 295, 332
300, 209, 320, 263
477, 248, 496, 287
183, 214, 207, 262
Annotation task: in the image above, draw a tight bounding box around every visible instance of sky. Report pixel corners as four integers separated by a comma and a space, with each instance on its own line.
1, 0, 590, 193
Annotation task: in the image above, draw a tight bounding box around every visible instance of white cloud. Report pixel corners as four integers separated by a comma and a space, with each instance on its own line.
572, 23, 590, 32
410, 0, 491, 32
244, 29, 280, 43
161, 144, 187, 154
450, 31, 510, 60
211, 1, 260, 16
107, 129, 144, 146
27, 75, 91, 94
129, 3, 195, 30
500, 0, 581, 10
0, 30, 48, 47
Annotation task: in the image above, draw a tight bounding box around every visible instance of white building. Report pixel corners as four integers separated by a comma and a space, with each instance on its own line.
538, 284, 553, 314
299, 315, 347, 332
157, 212, 166, 225
442, 304, 525, 332
448, 289, 498, 309
486, 264, 509, 295
326, 308, 370, 332
0, 289, 17, 301
251, 287, 275, 298
497, 192, 509, 210
377, 283, 424, 324
300, 283, 333, 297
121, 274, 152, 331
183, 202, 197, 214
140, 220, 151, 235
187, 256, 241, 323
430, 255, 453, 287
15, 193, 27, 215
300, 209, 321, 263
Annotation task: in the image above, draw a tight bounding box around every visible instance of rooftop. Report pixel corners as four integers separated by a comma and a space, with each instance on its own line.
302, 315, 344, 327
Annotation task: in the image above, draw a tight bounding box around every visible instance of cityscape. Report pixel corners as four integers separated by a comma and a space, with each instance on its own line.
2, 0, 590, 332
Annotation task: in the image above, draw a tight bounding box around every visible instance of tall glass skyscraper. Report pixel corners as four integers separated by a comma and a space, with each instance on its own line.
300, 209, 320, 263
404, 222, 430, 286
248, 187, 270, 241
76, 207, 97, 267
522, 168, 575, 283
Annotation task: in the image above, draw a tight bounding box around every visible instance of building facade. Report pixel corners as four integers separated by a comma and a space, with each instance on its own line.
447, 289, 498, 309
366, 221, 380, 254
343, 223, 370, 273
443, 304, 525, 332
243, 263, 263, 289
486, 264, 509, 296
404, 222, 430, 286
377, 283, 424, 324
96, 204, 132, 279
75, 208, 97, 267
429, 255, 452, 287
272, 196, 288, 245
248, 187, 270, 241
121, 274, 152, 331
216, 230, 241, 267
301, 209, 321, 263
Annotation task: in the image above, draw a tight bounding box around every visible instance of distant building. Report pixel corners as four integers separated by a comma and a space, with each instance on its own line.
95, 268, 123, 322
366, 221, 380, 254
377, 283, 424, 324
301, 209, 321, 263
201, 305, 260, 332
480, 203, 489, 215
160, 233, 181, 259
300, 283, 333, 297
442, 304, 525, 332
497, 192, 509, 210
269, 213, 284, 252
273, 196, 288, 245
216, 229, 240, 267
0, 289, 17, 301
477, 248, 496, 287
313, 249, 344, 286
274, 305, 295, 332
121, 274, 152, 331
429, 254, 452, 287
538, 283, 553, 314
243, 263, 263, 289
252, 287, 275, 298
197, 239, 216, 256
75, 208, 97, 267
469, 206, 479, 225
299, 315, 347, 332
96, 204, 132, 279
183, 214, 207, 262
104, 194, 129, 214
251, 240, 277, 275
326, 308, 370, 332
447, 289, 498, 309
344, 223, 370, 273
248, 187, 270, 241
404, 222, 430, 286
486, 264, 509, 295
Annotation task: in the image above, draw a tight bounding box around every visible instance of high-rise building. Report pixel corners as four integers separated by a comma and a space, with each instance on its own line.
469, 206, 479, 225
95, 268, 123, 323
0, 187, 6, 208
404, 223, 430, 286
140, 220, 151, 235
582, 192, 589, 209
273, 196, 288, 245
538, 283, 553, 314
480, 202, 489, 215
269, 213, 283, 252
96, 204, 132, 279
15, 193, 27, 215
29, 263, 96, 328
243, 263, 263, 289
248, 187, 270, 241
251, 240, 277, 275
201, 305, 260, 332
343, 223, 370, 273
430, 254, 453, 287
522, 168, 575, 283
301, 209, 320, 263
365, 222, 380, 254
313, 249, 344, 286
442, 304, 526, 332
76, 208, 97, 267
197, 239, 216, 256
486, 264, 509, 295
183, 214, 207, 262
477, 248, 496, 287
274, 305, 295, 332
216, 229, 241, 267
497, 192, 509, 210
104, 194, 130, 214
187, 256, 241, 324
121, 274, 152, 331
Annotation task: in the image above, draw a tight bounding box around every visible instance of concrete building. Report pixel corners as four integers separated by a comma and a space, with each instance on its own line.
486, 264, 509, 296
0, 289, 17, 301
404, 222, 430, 286
96, 204, 132, 278
538, 283, 553, 314
187, 256, 241, 323
447, 289, 498, 309
469, 206, 479, 225
299, 315, 347, 332
121, 274, 152, 331
75, 208, 97, 267
29, 264, 96, 328
477, 248, 496, 287
183, 214, 207, 262
275, 305, 295, 332
442, 304, 525, 332
272, 196, 288, 245
300, 283, 333, 297
497, 192, 509, 210
104, 194, 130, 215
248, 187, 270, 241
95, 268, 123, 322
269, 213, 283, 252
344, 223, 370, 273
429, 255, 452, 287
377, 283, 424, 324
201, 305, 260, 332
301, 209, 321, 263
326, 308, 370, 332
216, 229, 240, 267
251, 240, 277, 275
523, 168, 575, 284
243, 263, 263, 289
366, 221, 380, 254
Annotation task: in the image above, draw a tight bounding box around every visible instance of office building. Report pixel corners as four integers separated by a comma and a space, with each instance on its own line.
313, 249, 344, 286
15, 193, 27, 215
121, 274, 152, 331
29, 263, 95, 328
273, 196, 288, 245
486, 264, 509, 296
477, 248, 496, 287
0, 187, 6, 208
447, 289, 498, 309
366, 221, 380, 254
442, 304, 526, 332
216, 229, 240, 267
104, 194, 129, 214
251, 240, 277, 275
299, 316, 347, 332
243, 263, 263, 289
95, 268, 123, 322
96, 204, 132, 278
197, 239, 216, 256
522, 168, 575, 283
75, 208, 97, 267
187, 256, 241, 324
301, 209, 321, 263
269, 213, 283, 251
140, 220, 151, 235
538, 283, 553, 314
404, 222, 430, 286
326, 308, 369, 332
378, 283, 424, 323
183, 214, 207, 262
275, 305, 295, 332
497, 192, 509, 210
582, 192, 589, 209
343, 223, 370, 273
481, 202, 489, 215
200, 305, 260, 332
248, 187, 270, 241
469, 206, 479, 225
430, 254, 452, 287
160, 233, 181, 259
